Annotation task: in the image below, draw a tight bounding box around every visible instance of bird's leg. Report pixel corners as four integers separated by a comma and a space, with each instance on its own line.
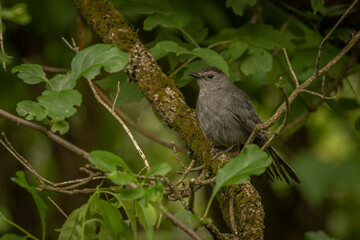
212, 144, 237, 160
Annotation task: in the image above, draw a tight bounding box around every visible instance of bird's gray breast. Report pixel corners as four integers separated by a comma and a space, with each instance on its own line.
195, 88, 250, 146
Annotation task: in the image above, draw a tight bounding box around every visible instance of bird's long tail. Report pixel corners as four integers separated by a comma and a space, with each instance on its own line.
266, 146, 300, 184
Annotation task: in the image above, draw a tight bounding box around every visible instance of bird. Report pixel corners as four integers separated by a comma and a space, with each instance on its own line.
188, 66, 300, 184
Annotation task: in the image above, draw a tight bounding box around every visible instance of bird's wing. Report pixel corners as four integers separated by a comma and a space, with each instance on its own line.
228, 90, 300, 184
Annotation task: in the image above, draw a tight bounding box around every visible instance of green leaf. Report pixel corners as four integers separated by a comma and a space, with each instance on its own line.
143, 13, 183, 31
174, 210, 201, 228
183, 17, 208, 44
311, 0, 325, 14
355, 116, 360, 132
213, 144, 271, 194
93, 197, 126, 239
241, 47, 272, 75
135, 201, 157, 240
50, 120, 69, 135
327, 98, 360, 112
59, 204, 96, 240
0, 233, 26, 240
226, 0, 257, 16
186, 48, 229, 76
146, 163, 171, 177
150, 41, 188, 60
1, 3, 31, 25
16, 100, 47, 121
203, 145, 271, 219
121, 201, 137, 240
304, 230, 338, 240
107, 171, 135, 185
89, 150, 130, 172
50, 44, 129, 91
12, 64, 50, 85
37, 89, 82, 121
221, 41, 247, 62
11, 171, 47, 240
118, 187, 145, 201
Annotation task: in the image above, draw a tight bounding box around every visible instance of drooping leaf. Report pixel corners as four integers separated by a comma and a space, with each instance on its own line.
226, 0, 257, 16
12, 64, 50, 85
186, 48, 229, 76
89, 150, 130, 172
16, 100, 47, 121
213, 144, 271, 195
135, 201, 157, 240
311, 0, 325, 14
143, 13, 183, 31
221, 41, 247, 62
11, 171, 47, 240
118, 187, 145, 201
92, 197, 127, 239
241, 47, 272, 75
142, 180, 164, 203
49, 44, 129, 91
107, 171, 135, 185
146, 163, 171, 177
50, 120, 69, 135
150, 41, 188, 60
37, 89, 82, 121
58, 204, 96, 240
203, 145, 271, 218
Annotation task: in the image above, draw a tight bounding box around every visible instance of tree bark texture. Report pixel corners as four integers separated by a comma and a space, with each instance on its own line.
72, 0, 265, 238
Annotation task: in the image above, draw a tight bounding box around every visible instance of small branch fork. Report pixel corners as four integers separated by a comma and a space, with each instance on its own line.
244, 0, 360, 149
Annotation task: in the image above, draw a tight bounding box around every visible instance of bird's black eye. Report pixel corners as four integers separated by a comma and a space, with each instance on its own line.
207, 74, 213, 79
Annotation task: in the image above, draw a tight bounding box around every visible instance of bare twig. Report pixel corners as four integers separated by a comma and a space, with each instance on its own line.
156, 213, 163, 230
0, 109, 89, 159
48, 197, 68, 218
300, 89, 337, 99
314, 0, 358, 76
112, 81, 121, 110
159, 204, 202, 240
87, 79, 150, 170
62, 37, 79, 53
22, 58, 69, 73
0, 0, 13, 71
176, 159, 195, 186
93, 83, 187, 153
283, 48, 299, 87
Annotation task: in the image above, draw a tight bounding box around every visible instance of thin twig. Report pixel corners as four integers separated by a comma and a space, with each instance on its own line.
48, 197, 68, 218
156, 213, 163, 230
300, 89, 337, 99
187, 179, 196, 212
176, 159, 195, 186
0, 109, 89, 159
22, 58, 69, 73
283, 48, 299, 87
62, 37, 79, 53
0, 134, 55, 186
0, 0, 13, 71
93, 83, 187, 153
112, 81, 120, 110
171, 141, 186, 168
159, 205, 202, 240
87, 79, 150, 170
314, 0, 358, 76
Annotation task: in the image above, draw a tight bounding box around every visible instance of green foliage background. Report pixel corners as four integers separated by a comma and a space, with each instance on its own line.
0, 0, 360, 239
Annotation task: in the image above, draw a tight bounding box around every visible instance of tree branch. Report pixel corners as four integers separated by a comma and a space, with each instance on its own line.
0, 109, 89, 159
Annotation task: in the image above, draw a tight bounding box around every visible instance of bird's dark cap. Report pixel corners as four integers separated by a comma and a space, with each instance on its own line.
198, 66, 224, 74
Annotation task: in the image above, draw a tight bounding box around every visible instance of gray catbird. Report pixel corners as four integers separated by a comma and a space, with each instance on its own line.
188, 66, 300, 184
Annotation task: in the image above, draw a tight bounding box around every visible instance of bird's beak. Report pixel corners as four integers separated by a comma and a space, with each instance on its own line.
187, 73, 201, 79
